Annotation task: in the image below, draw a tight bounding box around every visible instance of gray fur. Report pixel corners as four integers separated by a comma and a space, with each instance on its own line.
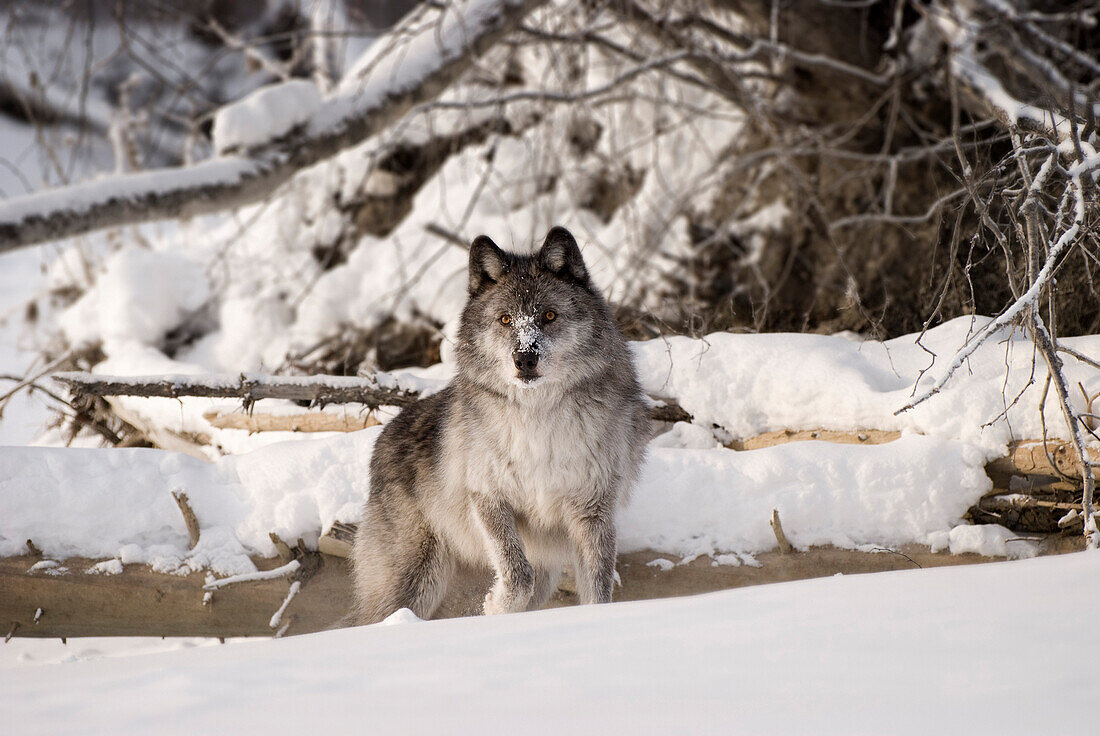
349, 226, 648, 624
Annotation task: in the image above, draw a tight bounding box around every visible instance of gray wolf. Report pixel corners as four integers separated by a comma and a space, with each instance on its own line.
349, 226, 648, 623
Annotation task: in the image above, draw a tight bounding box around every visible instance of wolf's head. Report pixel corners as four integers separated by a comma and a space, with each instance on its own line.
456, 227, 623, 396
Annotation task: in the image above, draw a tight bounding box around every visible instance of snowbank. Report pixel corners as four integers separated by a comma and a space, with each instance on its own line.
621, 434, 994, 559
2, 551, 1097, 734
633, 315, 1100, 453
1, 419, 1000, 574
0, 428, 383, 574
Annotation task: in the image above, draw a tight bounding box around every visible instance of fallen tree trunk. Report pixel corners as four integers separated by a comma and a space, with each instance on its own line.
2, 545, 1022, 639
202, 409, 381, 434
1, 554, 352, 639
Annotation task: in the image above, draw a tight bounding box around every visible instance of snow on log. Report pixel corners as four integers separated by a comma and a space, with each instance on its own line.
269, 581, 302, 629
203, 560, 301, 591
0, 0, 546, 255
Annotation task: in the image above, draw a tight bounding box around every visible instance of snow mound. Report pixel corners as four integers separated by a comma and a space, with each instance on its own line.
633, 315, 1100, 453
0, 430, 380, 575
927, 523, 1038, 559
622, 435, 991, 558
212, 79, 322, 154
59, 247, 210, 348
1, 424, 997, 574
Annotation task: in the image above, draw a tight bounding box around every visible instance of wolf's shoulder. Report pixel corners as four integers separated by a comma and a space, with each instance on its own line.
371, 385, 454, 467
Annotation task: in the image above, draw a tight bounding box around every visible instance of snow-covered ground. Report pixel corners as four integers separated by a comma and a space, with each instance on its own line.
2, 551, 1095, 734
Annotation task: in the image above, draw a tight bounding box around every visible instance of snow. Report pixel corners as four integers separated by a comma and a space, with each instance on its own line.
0, 427, 386, 573
0, 417, 1001, 574
622, 435, 991, 557
59, 246, 211, 348
318, 0, 526, 131
268, 580, 302, 629
1, 551, 1097, 734
7, 315, 1092, 574
0, 155, 258, 228
0, 246, 51, 446
212, 80, 323, 155
84, 559, 123, 576
203, 561, 300, 590
0, 636, 238, 670
633, 316, 1100, 454
927, 524, 1038, 559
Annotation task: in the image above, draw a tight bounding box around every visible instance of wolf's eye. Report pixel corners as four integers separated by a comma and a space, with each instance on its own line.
544, 310, 556, 322
499, 314, 511, 325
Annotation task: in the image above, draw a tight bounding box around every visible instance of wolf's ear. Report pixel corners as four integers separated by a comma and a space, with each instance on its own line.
469, 235, 508, 295
538, 227, 588, 283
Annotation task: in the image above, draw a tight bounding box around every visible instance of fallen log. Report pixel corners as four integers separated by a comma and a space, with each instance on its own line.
202, 409, 381, 434
0, 554, 352, 639
1, 546, 1028, 639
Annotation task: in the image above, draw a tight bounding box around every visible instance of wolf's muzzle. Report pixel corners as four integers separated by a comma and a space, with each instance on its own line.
513, 350, 540, 380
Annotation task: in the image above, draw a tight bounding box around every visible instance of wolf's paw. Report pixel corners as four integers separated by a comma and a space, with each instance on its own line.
483, 576, 534, 615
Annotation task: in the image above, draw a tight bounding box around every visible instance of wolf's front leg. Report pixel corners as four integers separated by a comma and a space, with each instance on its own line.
470, 494, 534, 614
568, 504, 617, 605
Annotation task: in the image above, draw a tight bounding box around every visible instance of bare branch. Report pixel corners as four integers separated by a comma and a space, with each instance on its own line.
52, 371, 422, 409
1030, 313, 1098, 549
53, 370, 693, 424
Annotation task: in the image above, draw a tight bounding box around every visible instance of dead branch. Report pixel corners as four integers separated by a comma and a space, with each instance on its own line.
1030, 313, 1098, 548
54, 370, 692, 424
977, 495, 1083, 515
769, 509, 794, 554
53, 371, 421, 409
171, 491, 201, 549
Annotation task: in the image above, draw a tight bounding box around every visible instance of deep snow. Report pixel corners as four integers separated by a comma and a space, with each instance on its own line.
1, 551, 1095, 735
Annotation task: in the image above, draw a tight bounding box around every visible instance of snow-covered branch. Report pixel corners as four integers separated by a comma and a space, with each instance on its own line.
0, 0, 545, 255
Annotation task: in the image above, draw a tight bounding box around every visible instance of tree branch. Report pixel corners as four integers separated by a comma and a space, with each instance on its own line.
0, 0, 546, 255
53, 370, 693, 424
52, 371, 422, 409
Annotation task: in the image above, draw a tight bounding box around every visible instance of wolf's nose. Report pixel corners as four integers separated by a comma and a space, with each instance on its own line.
513, 351, 539, 371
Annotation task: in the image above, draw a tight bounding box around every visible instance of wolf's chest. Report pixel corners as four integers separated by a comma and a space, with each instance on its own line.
469, 401, 614, 502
